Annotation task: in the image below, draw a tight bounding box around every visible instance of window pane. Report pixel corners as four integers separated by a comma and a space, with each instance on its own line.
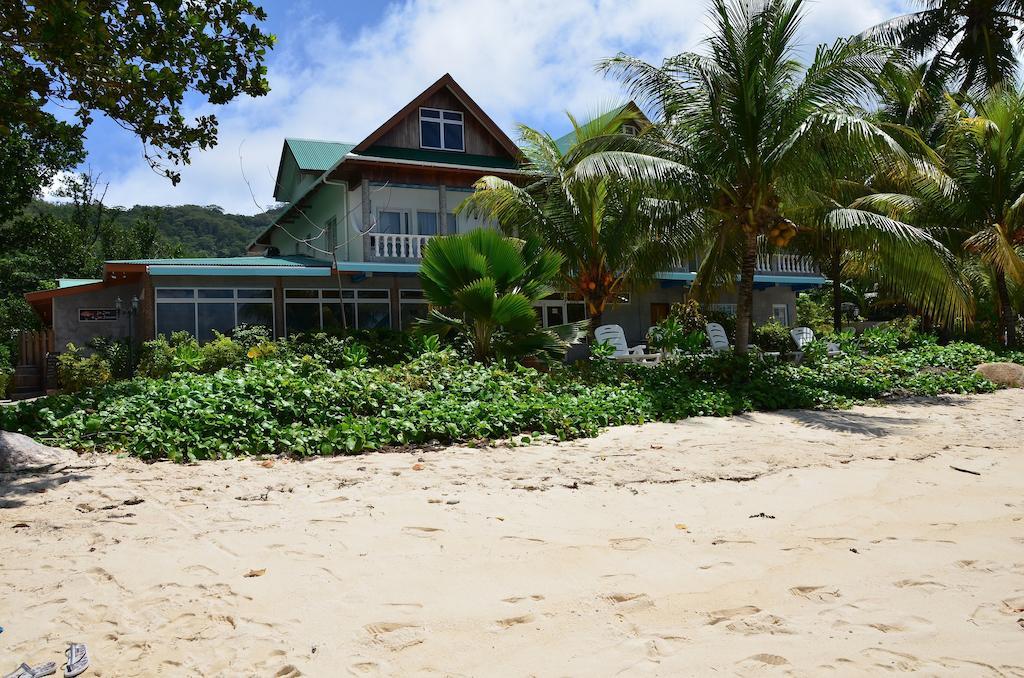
237, 303, 274, 333
358, 302, 391, 329
546, 306, 564, 327
400, 289, 425, 300
198, 289, 233, 299
567, 302, 586, 323
286, 289, 318, 299
157, 288, 193, 299
322, 302, 356, 331
156, 302, 195, 337
358, 290, 389, 300
442, 111, 462, 121
420, 108, 440, 119
443, 122, 464, 151
446, 212, 457, 233
321, 289, 340, 299
421, 120, 441, 148
198, 303, 236, 342
378, 211, 403, 234
237, 289, 272, 299
400, 303, 430, 330
286, 303, 320, 336
416, 211, 438, 236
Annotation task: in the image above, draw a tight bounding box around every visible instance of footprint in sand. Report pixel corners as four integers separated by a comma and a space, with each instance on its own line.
698, 561, 735, 570
494, 614, 535, 628
364, 622, 424, 651
402, 526, 443, 538
741, 654, 790, 666
789, 585, 841, 602
609, 537, 651, 551
502, 595, 545, 604
893, 578, 946, 589
604, 592, 654, 611
707, 605, 761, 625
707, 606, 793, 635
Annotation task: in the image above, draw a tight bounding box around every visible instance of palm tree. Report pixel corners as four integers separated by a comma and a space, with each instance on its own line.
416, 229, 587, 362
458, 109, 702, 330
588, 0, 910, 353
867, 0, 1024, 95
854, 87, 1024, 346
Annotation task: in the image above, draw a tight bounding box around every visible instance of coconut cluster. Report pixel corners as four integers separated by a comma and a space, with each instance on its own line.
768, 221, 798, 248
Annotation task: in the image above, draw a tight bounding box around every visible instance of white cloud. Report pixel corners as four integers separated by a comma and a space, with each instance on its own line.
99, 0, 904, 214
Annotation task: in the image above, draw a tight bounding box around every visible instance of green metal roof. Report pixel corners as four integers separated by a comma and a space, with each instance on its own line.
358, 145, 519, 170
553, 104, 632, 153
285, 139, 356, 171
57, 278, 102, 289
109, 256, 329, 267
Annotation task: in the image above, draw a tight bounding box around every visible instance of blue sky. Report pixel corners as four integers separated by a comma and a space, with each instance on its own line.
68, 0, 908, 214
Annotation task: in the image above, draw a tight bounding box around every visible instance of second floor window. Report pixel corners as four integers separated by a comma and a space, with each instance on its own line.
420, 108, 464, 152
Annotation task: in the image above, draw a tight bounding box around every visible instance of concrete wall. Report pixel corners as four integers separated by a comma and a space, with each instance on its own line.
268, 183, 347, 259
52, 281, 144, 352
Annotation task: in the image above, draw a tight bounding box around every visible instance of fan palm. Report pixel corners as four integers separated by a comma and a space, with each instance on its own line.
854, 86, 1024, 346
588, 0, 910, 353
416, 229, 587, 363
867, 0, 1024, 95
459, 109, 702, 329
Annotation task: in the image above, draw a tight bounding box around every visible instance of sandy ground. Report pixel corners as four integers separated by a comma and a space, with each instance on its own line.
1, 391, 1023, 677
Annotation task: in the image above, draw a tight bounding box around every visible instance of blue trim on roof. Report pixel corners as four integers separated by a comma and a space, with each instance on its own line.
655, 271, 826, 286
337, 262, 422, 274
110, 255, 326, 267
148, 265, 331, 278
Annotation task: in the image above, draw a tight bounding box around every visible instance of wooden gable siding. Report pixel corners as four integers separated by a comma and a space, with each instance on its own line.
374, 89, 510, 158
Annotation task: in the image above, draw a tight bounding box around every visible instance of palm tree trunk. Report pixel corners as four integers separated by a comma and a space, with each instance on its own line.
994, 270, 1017, 347
831, 255, 842, 335
734, 229, 758, 355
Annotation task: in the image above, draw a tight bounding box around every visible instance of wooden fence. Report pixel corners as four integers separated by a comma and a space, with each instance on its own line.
17, 329, 54, 367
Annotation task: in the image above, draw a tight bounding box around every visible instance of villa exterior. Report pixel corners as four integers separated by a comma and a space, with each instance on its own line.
25, 73, 825, 354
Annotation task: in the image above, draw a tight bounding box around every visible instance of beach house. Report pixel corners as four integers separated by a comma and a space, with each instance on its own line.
25, 73, 825, 352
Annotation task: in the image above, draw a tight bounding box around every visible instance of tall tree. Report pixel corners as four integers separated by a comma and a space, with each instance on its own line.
459, 109, 702, 330
867, 0, 1024, 95
0, 0, 275, 220
854, 87, 1024, 346
589, 0, 907, 353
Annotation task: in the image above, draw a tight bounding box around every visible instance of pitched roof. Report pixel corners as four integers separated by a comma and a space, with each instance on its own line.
553, 102, 649, 153
353, 73, 521, 159
285, 139, 356, 172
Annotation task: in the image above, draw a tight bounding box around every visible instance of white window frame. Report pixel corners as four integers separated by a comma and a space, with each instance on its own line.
154, 287, 276, 340
772, 303, 790, 326
622, 123, 640, 136
419, 107, 465, 152
708, 303, 737, 316
376, 209, 410, 235
532, 293, 587, 328
284, 288, 392, 334
399, 289, 430, 330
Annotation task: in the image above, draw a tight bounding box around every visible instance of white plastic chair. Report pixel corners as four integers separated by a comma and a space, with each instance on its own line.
790, 326, 841, 357
705, 322, 731, 352
594, 324, 661, 365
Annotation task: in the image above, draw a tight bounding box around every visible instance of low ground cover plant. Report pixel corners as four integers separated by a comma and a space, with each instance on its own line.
3, 317, 1013, 462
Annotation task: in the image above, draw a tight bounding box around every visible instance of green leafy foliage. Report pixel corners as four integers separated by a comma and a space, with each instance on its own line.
4, 336, 1015, 462
796, 293, 833, 337
752, 320, 793, 353
57, 344, 112, 393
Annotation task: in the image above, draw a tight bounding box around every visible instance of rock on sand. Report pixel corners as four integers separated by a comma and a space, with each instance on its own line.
974, 362, 1024, 388
0, 430, 77, 472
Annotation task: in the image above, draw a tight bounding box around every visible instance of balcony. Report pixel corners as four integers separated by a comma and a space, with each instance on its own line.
367, 233, 433, 260
756, 253, 817, 275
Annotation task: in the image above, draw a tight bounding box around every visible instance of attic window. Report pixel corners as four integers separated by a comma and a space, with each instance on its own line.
622, 123, 640, 136
420, 108, 464, 152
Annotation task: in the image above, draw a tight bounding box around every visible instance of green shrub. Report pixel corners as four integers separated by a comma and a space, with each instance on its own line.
136, 336, 176, 378
200, 332, 246, 372
0, 344, 12, 398
668, 299, 707, 334
57, 344, 112, 393
87, 337, 134, 379
231, 324, 273, 350
5, 338, 1017, 462
858, 316, 935, 354
753, 320, 792, 353
796, 292, 832, 336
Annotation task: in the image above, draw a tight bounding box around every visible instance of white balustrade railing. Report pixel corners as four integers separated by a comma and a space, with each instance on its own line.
755, 253, 816, 274
368, 233, 433, 260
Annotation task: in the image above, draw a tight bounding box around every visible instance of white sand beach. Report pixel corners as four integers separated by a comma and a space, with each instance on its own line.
2, 390, 1023, 676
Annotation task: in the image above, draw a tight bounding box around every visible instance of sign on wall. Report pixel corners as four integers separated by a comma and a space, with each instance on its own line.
79, 308, 119, 322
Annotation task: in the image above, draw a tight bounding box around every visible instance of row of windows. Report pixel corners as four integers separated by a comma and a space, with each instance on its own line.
155, 288, 275, 342
378, 210, 457, 236
284, 288, 392, 335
